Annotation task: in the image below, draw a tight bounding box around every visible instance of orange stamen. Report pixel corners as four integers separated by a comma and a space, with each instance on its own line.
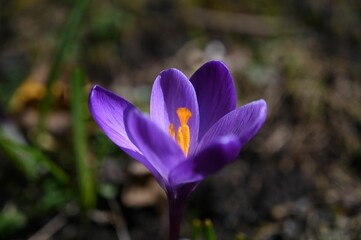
169, 123, 175, 140
168, 107, 192, 156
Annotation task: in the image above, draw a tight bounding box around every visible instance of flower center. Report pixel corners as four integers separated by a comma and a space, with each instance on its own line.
169, 107, 192, 156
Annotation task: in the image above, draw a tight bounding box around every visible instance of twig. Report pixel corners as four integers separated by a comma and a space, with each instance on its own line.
108, 199, 131, 240
28, 214, 66, 240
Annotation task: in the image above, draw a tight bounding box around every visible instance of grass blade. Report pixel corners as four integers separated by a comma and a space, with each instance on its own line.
191, 219, 202, 240
37, 0, 90, 137
70, 68, 96, 210
204, 219, 217, 240
0, 131, 69, 183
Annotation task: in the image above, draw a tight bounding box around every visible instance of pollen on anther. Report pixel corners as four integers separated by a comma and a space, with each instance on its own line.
176, 107, 192, 156
169, 123, 175, 140
176, 108, 192, 126
168, 107, 192, 157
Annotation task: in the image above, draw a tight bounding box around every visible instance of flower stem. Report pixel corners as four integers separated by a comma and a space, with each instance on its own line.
168, 196, 186, 240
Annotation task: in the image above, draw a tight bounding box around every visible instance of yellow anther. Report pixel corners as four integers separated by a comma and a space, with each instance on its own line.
177, 108, 192, 126
169, 123, 175, 140
177, 124, 190, 156
168, 107, 192, 156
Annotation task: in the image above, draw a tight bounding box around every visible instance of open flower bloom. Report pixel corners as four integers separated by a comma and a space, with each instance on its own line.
89, 61, 267, 240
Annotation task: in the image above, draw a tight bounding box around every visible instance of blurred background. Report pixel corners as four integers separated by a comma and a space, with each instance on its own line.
0, 0, 361, 239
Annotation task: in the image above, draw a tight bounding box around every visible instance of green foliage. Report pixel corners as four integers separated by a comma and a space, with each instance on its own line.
37, 0, 90, 137
98, 183, 118, 200
39, 180, 72, 212
0, 205, 26, 238
191, 219, 202, 240
0, 131, 69, 183
88, 5, 134, 40
191, 219, 217, 240
204, 219, 216, 240
70, 68, 96, 210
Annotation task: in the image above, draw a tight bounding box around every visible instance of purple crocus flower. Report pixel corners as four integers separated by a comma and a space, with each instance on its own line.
89, 61, 267, 240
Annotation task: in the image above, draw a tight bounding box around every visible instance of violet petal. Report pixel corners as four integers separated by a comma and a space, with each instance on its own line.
198, 99, 267, 151
150, 68, 199, 155
125, 108, 186, 184
170, 135, 241, 184
88, 85, 143, 160
190, 61, 237, 139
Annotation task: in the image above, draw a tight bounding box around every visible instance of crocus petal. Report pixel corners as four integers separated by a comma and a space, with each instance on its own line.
190, 61, 237, 140
88, 85, 143, 160
150, 69, 199, 155
125, 108, 187, 184
198, 99, 267, 151
170, 135, 241, 184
